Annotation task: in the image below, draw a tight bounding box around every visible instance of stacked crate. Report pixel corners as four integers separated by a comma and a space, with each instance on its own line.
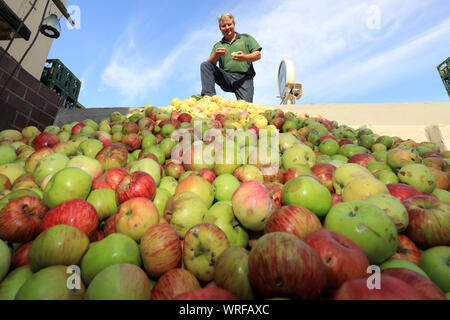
437, 57, 450, 98
40, 59, 82, 109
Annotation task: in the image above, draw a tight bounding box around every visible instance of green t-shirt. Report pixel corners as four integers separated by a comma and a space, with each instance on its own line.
211, 32, 262, 77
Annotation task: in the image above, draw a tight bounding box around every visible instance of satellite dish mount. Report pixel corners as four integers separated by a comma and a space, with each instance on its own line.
277, 59, 302, 105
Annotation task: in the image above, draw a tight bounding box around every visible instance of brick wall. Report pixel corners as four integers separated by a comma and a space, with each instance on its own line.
0, 47, 61, 131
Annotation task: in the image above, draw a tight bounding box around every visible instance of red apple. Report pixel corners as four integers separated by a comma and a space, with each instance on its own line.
122, 133, 141, 152
264, 205, 322, 240
94, 131, 112, 147
140, 223, 182, 277
178, 113, 192, 123
390, 234, 421, 265
164, 160, 185, 179
248, 232, 327, 299
199, 168, 216, 184
333, 274, 426, 300
116, 171, 156, 204
92, 167, 128, 191
12, 241, 33, 268
95, 144, 128, 171
89, 229, 105, 243
31, 132, 59, 151
40, 199, 99, 236
305, 229, 370, 291
151, 268, 201, 300
311, 163, 336, 192
103, 214, 116, 236
0, 196, 47, 243
331, 193, 343, 207
319, 135, 340, 144
402, 195, 450, 248
387, 183, 423, 201
174, 287, 237, 300
382, 268, 446, 300
71, 123, 86, 135
338, 138, 353, 146
348, 153, 376, 167
122, 122, 139, 135
115, 197, 159, 242
263, 182, 283, 208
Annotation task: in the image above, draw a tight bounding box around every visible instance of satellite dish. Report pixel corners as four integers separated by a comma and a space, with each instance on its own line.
277, 59, 302, 105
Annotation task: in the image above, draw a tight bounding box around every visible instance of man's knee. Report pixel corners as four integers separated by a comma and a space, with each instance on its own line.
200, 61, 214, 72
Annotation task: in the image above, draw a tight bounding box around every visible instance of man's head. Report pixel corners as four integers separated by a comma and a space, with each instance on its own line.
218, 13, 235, 41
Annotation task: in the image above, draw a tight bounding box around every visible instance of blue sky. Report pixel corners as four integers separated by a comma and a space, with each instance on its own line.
48, 0, 450, 108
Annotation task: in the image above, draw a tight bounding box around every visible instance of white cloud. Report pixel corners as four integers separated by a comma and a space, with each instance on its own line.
100, 0, 449, 105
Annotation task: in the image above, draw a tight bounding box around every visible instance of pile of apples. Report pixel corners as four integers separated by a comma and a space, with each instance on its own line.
0, 95, 449, 300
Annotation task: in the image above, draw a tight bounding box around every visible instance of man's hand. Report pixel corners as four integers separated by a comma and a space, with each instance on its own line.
215, 48, 227, 58
231, 50, 261, 62
231, 51, 246, 61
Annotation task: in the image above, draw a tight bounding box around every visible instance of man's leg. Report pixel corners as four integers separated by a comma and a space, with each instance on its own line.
200, 61, 235, 96
233, 75, 254, 103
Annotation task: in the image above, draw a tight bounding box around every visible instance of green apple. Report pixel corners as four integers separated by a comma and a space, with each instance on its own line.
319, 139, 340, 156
82, 119, 98, 131
141, 133, 157, 149
142, 146, 165, 165
86, 188, 118, 220
15, 265, 85, 300
282, 144, 316, 169
366, 161, 392, 174
0, 240, 11, 281
98, 120, 111, 133
204, 201, 248, 247
77, 138, 103, 158
342, 177, 389, 202
129, 158, 161, 186
386, 147, 420, 170
152, 187, 172, 217
32, 153, 69, 185
365, 193, 409, 232
85, 264, 151, 300
213, 174, 241, 202
375, 169, 399, 184
159, 176, 178, 195
164, 192, 208, 238
233, 165, 264, 183
43, 125, 60, 135
43, 167, 92, 209
0, 163, 26, 185
214, 247, 255, 300
159, 138, 177, 159
80, 125, 96, 136
324, 200, 398, 264
380, 258, 429, 279
53, 140, 78, 155
0, 265, 33, 300
282, 176, 332, 218
183, 223, 230, 282
332, 163, 373, 194
0, 145, 17, 165
28, 225, 90, 272
22, 126, 40, 138
80, 233, 141, 285
432, 188, 450, 203
398, 163, 436, 193
278, 132, 301, 153
419, 246, 450, 293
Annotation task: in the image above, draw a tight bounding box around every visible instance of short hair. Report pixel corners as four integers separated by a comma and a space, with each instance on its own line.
218, 13, 235, 25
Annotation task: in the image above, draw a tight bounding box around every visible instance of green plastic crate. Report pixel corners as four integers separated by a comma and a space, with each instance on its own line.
437, 57, 450, 98
41, 59, 81, 106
